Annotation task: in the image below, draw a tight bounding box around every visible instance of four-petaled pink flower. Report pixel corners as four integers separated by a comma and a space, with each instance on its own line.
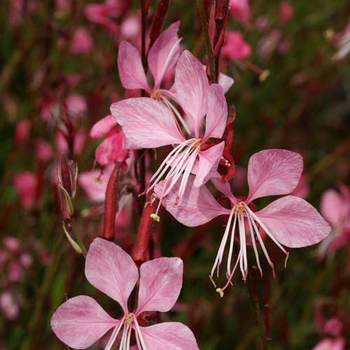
118, 21, 182, 97
51, 238, 199, 350
155, 149, 330, 295
112, 50, 228, 215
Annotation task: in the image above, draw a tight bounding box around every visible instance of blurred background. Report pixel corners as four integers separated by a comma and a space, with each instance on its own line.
0, 0, 350, 349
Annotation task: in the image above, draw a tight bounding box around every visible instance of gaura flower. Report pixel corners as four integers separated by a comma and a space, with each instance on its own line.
318, 186, 350, 256
112, 50, 228, 216
155, 149, 330, 295
118, 21, 182, 97
222, 31, 252, 61
230, 0, 251, 25
90, 114, 128, 166
51, 238, 199, 350
313, 338, 345, 350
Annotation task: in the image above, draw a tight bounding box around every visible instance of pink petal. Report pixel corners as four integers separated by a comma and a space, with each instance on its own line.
90, 115, 117, 139
256, 196, 331, 248
204, 84, 227, 139
313, 338, 345, 350
193, 142, 225, 187
85, 238, 138, 312
155, 177, 229, 227
174, 50, 209, 137
140, 322, 199, 350
211, 177, 237, 203
95, 131, 128, 166
111, 97, 185, 149
320, 190, 344, 226
51, 295, 119, 349
247, 149, 303, 202
148, 21, 181, 88
118, 41, 149, 91
136, 257, 183, 314
218, 72, 234, 94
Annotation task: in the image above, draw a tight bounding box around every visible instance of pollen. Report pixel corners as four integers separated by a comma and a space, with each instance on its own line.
234, 202, 247, 216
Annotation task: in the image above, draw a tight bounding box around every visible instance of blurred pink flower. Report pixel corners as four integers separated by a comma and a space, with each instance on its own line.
65, 94, 87, 117
90, 115, 128, 166
112, 50, 227, 212
13, 172, 38, 209
313, 338, 345, 350
0, 292, 19, 320
35, 139, 53, 162
120, 13, 141, 43
156, 149, 330, 293
318, 186, 350, 255
56, 130, 87, 156
257, 30, 283, 61
20, 253, 33, 268
55, 0, 71, 15
51, 238, 198, 349
230, 0, 251, 24
118, 21, 181, 95
222, 32, 252, 61
324, 318, 343, 337
85, 0, 129, 36
279, 1, 294, 25
8, 261, 23, 282
9, 0, 38, 27
3, 237, 20, 252
78, 166, 113, 202
70, 27, 93, 55
15, 119, 31, 146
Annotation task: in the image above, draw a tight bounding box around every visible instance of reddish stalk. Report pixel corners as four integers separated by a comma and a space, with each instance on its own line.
102, 164, 119, 241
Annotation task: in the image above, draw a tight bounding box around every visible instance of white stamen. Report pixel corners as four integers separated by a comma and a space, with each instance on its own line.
134, 318, 149, 350
226, 213, 238, 275
105, 319, 124, 350
246, 213, 263, 276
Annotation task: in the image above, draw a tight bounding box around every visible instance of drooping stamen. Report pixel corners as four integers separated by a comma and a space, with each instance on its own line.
134, 317, 149, 350
210, 201, 290, 295
149, 139, 202, 217
104, 318, 125, 350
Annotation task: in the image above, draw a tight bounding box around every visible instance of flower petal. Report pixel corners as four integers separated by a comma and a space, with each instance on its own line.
51, 295, 119, 349
90, 115, 117, 139
136, 257, 183, 314
148, 21, 181, 88
85, 238, 138, 312
155, 177, 229, 227
95, 130, 128, 166
218, 72, 234, 94
174, 50, 209, 137
320, 189, 345, 226
111, 97, 185, 149
204, 85, 227, 139
140, 322, 199, 350
193, 142, 225, 187
256, 196, 331, 248
247, 149, 303, 202
118, 41, 149, 91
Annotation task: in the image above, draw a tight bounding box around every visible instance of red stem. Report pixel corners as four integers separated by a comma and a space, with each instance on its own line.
102, 164, 119, 241
132, 200, 158, 264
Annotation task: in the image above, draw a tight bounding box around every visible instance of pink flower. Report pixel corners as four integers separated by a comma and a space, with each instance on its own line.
222, 31, 252, 61
323, 318, 343, 337
156, 149, 330, 294
3, 237, 20, 252
313, 338, 345, 350
112, 50, 228, 213
51, 238, 199, 349
90, 115, 128, 166
35, 139, 53, 162
13, 172, 38, 209
15, 119, 31, 146
85, 0, 128, 36
70, 27, 93, 55
118, 21, 182, 95
318, 186, 350, 255
0, 292, 19, 320
230, 0, 251, 24
78, 166, 113, 202
56, 130, 87, 156
279, 1, 294, 25
65, 94, 87, 116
